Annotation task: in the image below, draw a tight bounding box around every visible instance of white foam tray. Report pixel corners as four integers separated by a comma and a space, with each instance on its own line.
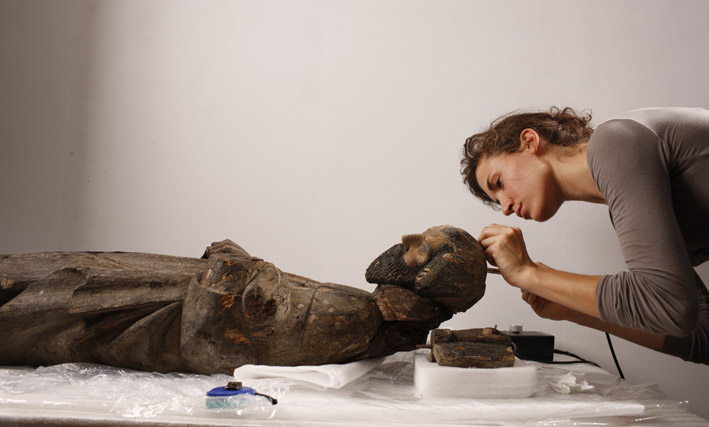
413, 353, 537, 398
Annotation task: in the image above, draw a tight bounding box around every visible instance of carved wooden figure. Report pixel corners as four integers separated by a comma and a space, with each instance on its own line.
0, 225, 487, 374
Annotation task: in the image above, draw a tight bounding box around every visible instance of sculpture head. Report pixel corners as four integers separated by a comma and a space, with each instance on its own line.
365, 225, 487, 313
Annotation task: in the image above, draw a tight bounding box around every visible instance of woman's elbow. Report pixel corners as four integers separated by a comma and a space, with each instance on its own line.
663, 297, 699, 337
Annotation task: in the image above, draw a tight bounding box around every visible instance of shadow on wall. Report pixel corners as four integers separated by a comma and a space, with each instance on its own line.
0, 1, 101, 252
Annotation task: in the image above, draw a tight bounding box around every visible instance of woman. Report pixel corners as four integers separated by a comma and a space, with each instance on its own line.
461, 107, 709, 364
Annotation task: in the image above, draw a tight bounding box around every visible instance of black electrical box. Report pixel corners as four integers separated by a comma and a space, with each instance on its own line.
503, 329, 555, 362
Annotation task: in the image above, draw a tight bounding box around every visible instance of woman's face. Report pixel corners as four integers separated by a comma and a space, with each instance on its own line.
474, 149, 562, 222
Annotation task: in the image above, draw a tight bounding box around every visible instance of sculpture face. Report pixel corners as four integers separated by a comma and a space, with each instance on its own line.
365, 225, 487, 313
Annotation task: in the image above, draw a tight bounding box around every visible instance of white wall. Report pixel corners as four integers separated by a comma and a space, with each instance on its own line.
1, 0, 708, 419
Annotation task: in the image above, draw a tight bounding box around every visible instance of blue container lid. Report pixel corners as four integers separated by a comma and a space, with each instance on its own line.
206, 386, 257, 397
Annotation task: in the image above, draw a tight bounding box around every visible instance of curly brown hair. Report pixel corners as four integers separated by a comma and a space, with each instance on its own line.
460, 107, 594, 207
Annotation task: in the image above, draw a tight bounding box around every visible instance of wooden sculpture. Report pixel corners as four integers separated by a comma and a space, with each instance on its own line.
0, 225, 486, 374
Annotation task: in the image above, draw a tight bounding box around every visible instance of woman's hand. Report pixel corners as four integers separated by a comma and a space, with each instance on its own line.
478, 224, 536, 288
521, 290, 573, 321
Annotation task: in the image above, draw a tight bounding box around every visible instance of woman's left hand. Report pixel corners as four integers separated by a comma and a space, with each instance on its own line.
522, 290, 573, 321
478, 224, 536, 288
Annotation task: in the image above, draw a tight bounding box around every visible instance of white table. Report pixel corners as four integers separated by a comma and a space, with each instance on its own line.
1, 351, 707, 426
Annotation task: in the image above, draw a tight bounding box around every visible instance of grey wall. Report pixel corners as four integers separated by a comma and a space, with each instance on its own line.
1, 0, 708, 419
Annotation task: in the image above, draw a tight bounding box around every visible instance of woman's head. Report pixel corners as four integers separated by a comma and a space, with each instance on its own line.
461, 107, 593, 208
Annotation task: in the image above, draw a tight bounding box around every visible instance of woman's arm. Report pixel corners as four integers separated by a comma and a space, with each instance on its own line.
588, 120, 698, 336
522, 290, 665, 351
479, 224, 664, 349
478, 224, 602, 319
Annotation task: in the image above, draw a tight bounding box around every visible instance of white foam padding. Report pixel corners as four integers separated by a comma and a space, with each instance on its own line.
413, 353, 537, 398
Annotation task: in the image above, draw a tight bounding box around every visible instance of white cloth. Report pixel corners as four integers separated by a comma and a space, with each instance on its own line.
233, 358, 383, 390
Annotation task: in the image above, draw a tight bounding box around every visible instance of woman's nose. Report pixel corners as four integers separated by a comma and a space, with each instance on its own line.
501, 199, 514, 216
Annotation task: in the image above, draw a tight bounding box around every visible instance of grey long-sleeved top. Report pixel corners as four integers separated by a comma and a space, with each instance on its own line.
588, 107, 709, 364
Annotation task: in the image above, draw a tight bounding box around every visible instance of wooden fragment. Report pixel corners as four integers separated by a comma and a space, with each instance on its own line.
431, 327, 515, 368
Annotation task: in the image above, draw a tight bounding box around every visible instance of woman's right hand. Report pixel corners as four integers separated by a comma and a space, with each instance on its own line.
478, 224, 536, 289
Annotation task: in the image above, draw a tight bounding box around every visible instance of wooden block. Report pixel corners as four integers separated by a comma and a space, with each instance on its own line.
430, 327, 515, 368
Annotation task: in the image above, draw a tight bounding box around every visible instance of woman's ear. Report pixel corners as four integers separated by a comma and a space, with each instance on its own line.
519, 129, 540, 154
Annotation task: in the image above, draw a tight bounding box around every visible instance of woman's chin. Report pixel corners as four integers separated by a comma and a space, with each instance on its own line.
535, 205, 562, 222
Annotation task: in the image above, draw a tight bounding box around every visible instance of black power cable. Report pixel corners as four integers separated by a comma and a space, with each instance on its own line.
550, 349, 601, 368
605, 332, 625, 379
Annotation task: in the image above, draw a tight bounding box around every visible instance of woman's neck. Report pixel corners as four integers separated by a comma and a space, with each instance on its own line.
551, 144, 606, 204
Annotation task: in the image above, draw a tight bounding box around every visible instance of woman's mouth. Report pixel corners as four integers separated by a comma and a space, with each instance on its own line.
517, 205, 528, 220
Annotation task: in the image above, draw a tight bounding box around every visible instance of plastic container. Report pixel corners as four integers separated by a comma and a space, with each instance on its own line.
205, 381, 277, 419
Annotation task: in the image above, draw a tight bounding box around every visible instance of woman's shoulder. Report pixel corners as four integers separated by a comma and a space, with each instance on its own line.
587, 117, 655, 162
590, 107, 709, 166
611, 106, 709, 125
586, 114, 670, 195
593, 107, 709, 146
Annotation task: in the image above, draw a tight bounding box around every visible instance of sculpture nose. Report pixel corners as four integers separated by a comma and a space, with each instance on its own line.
402, 233, 423, 250
402, 233, 431, 267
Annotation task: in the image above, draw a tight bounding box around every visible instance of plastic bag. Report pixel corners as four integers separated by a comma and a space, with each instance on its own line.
0, 363, 287, 420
